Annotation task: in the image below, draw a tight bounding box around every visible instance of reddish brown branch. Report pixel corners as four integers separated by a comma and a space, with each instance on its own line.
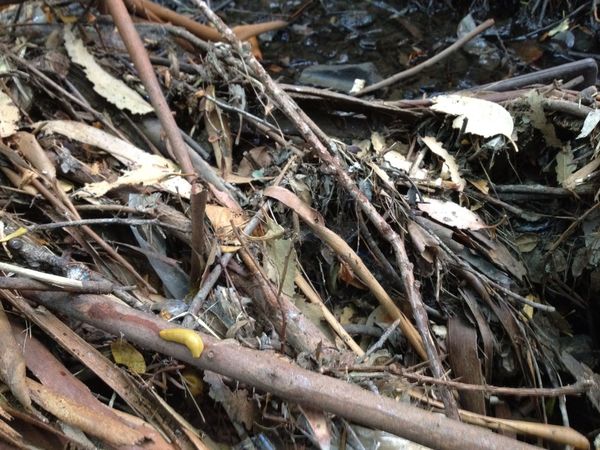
103, 0, 238, 210
25, 291, 541, 450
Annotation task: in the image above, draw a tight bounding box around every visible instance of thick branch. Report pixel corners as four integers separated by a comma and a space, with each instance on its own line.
26, 291, 541, 450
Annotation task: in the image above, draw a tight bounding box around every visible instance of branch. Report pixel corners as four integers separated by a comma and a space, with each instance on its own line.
25, 291, 543, 450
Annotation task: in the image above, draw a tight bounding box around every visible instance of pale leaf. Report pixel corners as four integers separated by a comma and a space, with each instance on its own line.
80, 165, 189, 198
111, 339, 146, 374
422, 136, 466, 191
0, 89, 19, 137
64, 26, 153, 114
417, 197, 487, 230
577, 109, 600, 139
564, 157, 600, 189
205, 204, 247, 244
431, 95, 514, 140
371, 131, 386, 154
556, 148, 576, 187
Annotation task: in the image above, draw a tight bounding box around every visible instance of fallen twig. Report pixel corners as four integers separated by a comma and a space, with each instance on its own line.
335, 364, 592, 397
0, 277, 114, 294
105, 0, 239, 213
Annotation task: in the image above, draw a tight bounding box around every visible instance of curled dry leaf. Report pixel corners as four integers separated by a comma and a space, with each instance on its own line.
11, 132, 56, 182
0, 88, 20, 137
63, 26, 153, 115
422, 136, 466, 191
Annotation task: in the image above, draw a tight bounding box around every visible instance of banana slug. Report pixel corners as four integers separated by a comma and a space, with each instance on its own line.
159, 329, 204, 358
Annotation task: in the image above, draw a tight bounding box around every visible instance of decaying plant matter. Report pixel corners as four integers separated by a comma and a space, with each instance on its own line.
0, 1, 598, 449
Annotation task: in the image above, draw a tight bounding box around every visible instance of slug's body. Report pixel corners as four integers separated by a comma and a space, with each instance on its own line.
159, 328, 204, 358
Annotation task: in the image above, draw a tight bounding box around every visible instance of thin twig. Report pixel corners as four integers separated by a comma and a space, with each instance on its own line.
357, 319, 401, 363
0, 276, 114, 294
335, 365, 592, 397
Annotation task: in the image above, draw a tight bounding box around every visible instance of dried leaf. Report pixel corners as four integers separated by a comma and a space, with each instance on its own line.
205, 372, 256, 430
515, 234, 539, 253
299, 407, 331, 450
80, 165, 189, 198
422, 136, 466, 191
468, 179, 489, 194
111, 339, 146, 374
205, 204, 247, 244
577, 109, 600, 139
468, 230, 527, 281
63, 26, 153, 114
431, 95, 514, 140
11, 132, 56, 181
383, 150, 428, 179
0, 88, 20, 137
417, 198, 487, 230
526, 91, 562, 148
447, 317, 486, 415
38, 120, 165, 167
238, 146, 272, 176
556, 147, 576, 187
371, 131, 386, 154
407, 220, 438, 264
37, 120, 191, 198
383, 150, 411, 171
263, 221, 297, 297
563, 156, 600, 189
338, 261, 367, 289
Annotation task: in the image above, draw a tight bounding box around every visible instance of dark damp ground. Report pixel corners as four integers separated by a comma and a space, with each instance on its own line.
211, 0, 600, 98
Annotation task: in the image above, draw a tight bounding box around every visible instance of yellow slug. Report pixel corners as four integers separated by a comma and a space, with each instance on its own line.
159, 329, 204, 358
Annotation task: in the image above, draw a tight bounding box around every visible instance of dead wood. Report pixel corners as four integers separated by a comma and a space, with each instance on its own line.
25, 290, 543, 450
